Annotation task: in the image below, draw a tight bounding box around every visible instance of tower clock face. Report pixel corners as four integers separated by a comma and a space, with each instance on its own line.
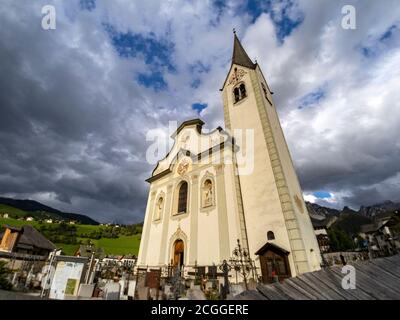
228, 68, 246, 86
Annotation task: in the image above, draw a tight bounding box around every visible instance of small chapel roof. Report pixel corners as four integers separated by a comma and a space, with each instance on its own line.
254, 242, 290, 256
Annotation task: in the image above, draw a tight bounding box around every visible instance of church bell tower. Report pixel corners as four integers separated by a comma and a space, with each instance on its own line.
221, 32, 321, 276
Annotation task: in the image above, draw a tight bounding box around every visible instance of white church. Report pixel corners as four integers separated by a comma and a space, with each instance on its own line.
137, 32, 322, 283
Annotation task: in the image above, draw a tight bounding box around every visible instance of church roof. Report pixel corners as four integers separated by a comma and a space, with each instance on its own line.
232, 31, 256, 70
171, 119, 204, 138
147, 118, 238, 183
221, 31, 257, 89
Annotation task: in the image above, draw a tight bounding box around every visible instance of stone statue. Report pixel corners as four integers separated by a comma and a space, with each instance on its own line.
203, 180, 213, 207
156, 198, 163, 220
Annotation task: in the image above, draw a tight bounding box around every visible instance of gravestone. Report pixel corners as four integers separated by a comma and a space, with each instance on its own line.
187, 288, 206, 300
198, 266, 206, 277
149, 288, 159, 300
208, 266, 217, 279
146, 270, 160, 300
78, 284, 95, 298
146, 270, 161, 288
205, 281, 214, 290
164, 285, 174, 300
247, 279, 257, 290
103, 281, 121, 300
137, 286, 149, 300
127, 280, 136, 299
230, 283, 245, 296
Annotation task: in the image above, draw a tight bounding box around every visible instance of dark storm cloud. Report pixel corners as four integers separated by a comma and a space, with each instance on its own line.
1, 0, 399, 222
0, 1, 160, 223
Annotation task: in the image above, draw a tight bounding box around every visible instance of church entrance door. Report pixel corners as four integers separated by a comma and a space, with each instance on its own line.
173, 239, 184, 267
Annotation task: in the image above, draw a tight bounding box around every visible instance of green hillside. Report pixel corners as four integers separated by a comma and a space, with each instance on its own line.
0, 204, 28, 217
0, 217, 141, 256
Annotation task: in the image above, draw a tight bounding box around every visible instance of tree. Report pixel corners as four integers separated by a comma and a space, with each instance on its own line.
328, 228, 355, 252
0, 261, 12, 290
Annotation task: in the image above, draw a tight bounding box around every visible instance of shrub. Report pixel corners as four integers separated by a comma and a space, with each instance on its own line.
0, 261, 12, 290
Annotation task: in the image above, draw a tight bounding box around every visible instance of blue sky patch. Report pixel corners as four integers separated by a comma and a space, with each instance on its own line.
192, 103, 208, 114
379, 24, 398, 42
359, 23, 399, 58
298, 88, 325, 109
189, 61, 211, 74
210, 0, 226, 26
314, 191, 332, 199
191, 79, 201, 89
360, 46, 375, 58
80, 0, 96, 11
137, 72, 167, 91
105, 24, 175, 72
104, 24, 175, 91
188, 61, 210, 89
241, 0, 304, 43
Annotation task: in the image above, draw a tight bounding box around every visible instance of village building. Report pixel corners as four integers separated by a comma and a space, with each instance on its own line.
75, 245, 105, 259
360, 210, 400, 258
311, 219, 330, 254
0, 224, 55, 256
137, 32, 322, 284
0, 225, 56, 287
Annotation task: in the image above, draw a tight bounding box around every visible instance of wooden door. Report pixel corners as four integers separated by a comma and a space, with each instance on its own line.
259, 251, 290, 283
173, 240, 184, 267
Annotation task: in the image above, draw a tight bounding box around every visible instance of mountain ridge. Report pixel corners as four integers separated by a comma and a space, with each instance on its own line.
306, 200, 400, 236
306, 200, 400, 220
0, 197, 99, 225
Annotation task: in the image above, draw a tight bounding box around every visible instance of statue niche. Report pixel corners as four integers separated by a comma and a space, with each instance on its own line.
154, 196, 164, 221
202, 179, 214, 208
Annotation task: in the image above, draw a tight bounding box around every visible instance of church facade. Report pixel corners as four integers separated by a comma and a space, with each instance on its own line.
137, 33, 321, 282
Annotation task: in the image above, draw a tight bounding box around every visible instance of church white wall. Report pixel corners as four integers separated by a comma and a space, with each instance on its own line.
223, 65, 296, 274
223, 163, 244, 257
138, 139, 242, 268
256, 67, 322, 272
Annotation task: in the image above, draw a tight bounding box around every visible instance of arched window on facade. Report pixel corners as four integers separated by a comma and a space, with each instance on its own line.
239, 83, 246, 98
177, 181, 188, 213
233, 87, 240, 103
233, 83, 247, 103
267, 231, 275, 241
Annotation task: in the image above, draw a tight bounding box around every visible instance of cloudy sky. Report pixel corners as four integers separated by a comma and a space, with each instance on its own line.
1, 0, 399, 223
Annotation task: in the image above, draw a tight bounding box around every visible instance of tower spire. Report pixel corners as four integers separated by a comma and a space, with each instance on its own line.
232, 31, 256, 69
